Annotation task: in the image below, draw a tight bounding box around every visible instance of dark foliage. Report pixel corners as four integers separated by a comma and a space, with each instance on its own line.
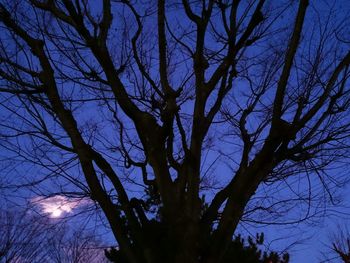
105, 233, 289, 263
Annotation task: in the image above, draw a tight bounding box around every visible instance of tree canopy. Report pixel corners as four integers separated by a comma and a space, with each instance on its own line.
0, 0, 350, 262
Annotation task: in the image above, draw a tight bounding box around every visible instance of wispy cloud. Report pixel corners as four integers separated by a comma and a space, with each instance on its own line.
31, 195, 90, 218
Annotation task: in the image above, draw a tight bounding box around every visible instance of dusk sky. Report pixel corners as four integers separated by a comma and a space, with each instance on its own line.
1, 0, 350, 262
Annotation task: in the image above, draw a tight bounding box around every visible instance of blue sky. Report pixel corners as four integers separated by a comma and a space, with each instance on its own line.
1, 1, 350, 262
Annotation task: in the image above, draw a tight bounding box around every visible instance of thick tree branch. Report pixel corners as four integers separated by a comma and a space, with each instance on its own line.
271, 0, 308, 122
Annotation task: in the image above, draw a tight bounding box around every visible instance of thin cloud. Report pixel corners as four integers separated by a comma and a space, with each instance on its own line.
31, 195, 90, 218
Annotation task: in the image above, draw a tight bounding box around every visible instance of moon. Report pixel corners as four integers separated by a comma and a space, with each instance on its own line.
31, 195, 90, 219
50, 208, 63, 218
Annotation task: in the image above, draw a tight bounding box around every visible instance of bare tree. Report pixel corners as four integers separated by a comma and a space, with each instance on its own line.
0, 0, 350, 262
0, 208, 108, 263
46, 225, 109, 263
0, 209, 48, 262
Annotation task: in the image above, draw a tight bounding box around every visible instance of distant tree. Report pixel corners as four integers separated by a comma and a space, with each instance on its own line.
0, 1, 350, 263
0, 208, 108, 263
0, 209, 48, 262
46, 225, 109, 263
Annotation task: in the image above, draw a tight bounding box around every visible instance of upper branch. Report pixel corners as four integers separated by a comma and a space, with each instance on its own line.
157, 0, 173, 95
271, 0, 308, 123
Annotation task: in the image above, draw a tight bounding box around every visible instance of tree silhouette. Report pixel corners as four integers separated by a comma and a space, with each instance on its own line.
106, 233, 289, 263
0, 208, 108, 263
0, 0, 349, 262
322, 225, 350, 263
